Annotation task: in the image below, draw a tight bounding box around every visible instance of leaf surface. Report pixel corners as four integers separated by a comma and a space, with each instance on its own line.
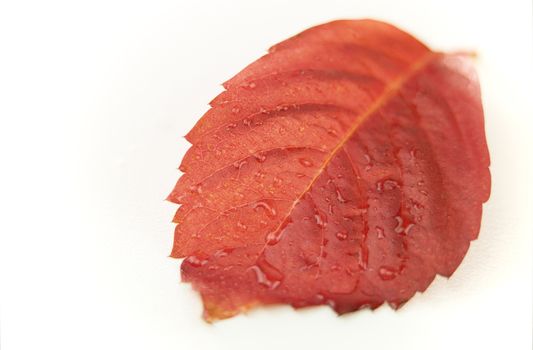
168, 19, 491, 321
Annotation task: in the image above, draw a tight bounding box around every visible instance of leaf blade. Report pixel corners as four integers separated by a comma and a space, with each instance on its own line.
169, 20, 490, 321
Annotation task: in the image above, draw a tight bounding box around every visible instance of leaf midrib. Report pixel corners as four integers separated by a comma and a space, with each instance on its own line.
262, 52, 437, 248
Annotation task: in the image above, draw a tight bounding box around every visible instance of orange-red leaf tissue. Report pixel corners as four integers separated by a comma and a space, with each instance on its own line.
167, 20, 491, 321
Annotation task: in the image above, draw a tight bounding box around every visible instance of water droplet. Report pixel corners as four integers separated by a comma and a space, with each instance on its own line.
410, 149, 418, 159
299, 158, 313, 167
247, 82, 256, 89
233, 160, 247, 169
394, 214, 415, 234
417, 180, 425, 186
384, 180, 399, 190
254, 170, 266, 180
378, 266, 398, 281
243, 118, 252, 126
236, 221, 247, 231
419, 190, 428, 196
185, 255, 208, 267
265, 219, 291, 246
253, 200, 277, 217
358, 247, 369, 270
394, 216, 404, 233
265, 231, 281, 245
335, 188, 347, 203
327, 129, 338, 136
226, 123, 237, 130
278, 127, 287, 135
376, 226, 385, 239
253, 152, 266, 163
364, 154, 373, 171
330, 264, 341, 272
273, 176, 283, 187
250, 254, 283, 289
214, 248, 234, 258
231, 106, 240, 114
296, 173, 306, 178
376, 179, 399, 192
336, 231, 348, 241
314, 211, 326, 228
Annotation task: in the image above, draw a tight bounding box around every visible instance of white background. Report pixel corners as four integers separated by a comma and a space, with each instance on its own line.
1, 0, 532, 349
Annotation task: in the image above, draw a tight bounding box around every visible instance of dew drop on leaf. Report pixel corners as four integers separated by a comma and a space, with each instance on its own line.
250, 254, 284, 289
336, 231, 348, 241
376, 226, 385, 239
253, 200, 277, 217
378, 266, 398, 281
254, 152, 266, 163
185, 256, 208, 268
298, 158, 313, 167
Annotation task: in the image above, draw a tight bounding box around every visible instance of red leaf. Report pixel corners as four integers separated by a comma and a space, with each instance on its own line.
168, 19, 491, 321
